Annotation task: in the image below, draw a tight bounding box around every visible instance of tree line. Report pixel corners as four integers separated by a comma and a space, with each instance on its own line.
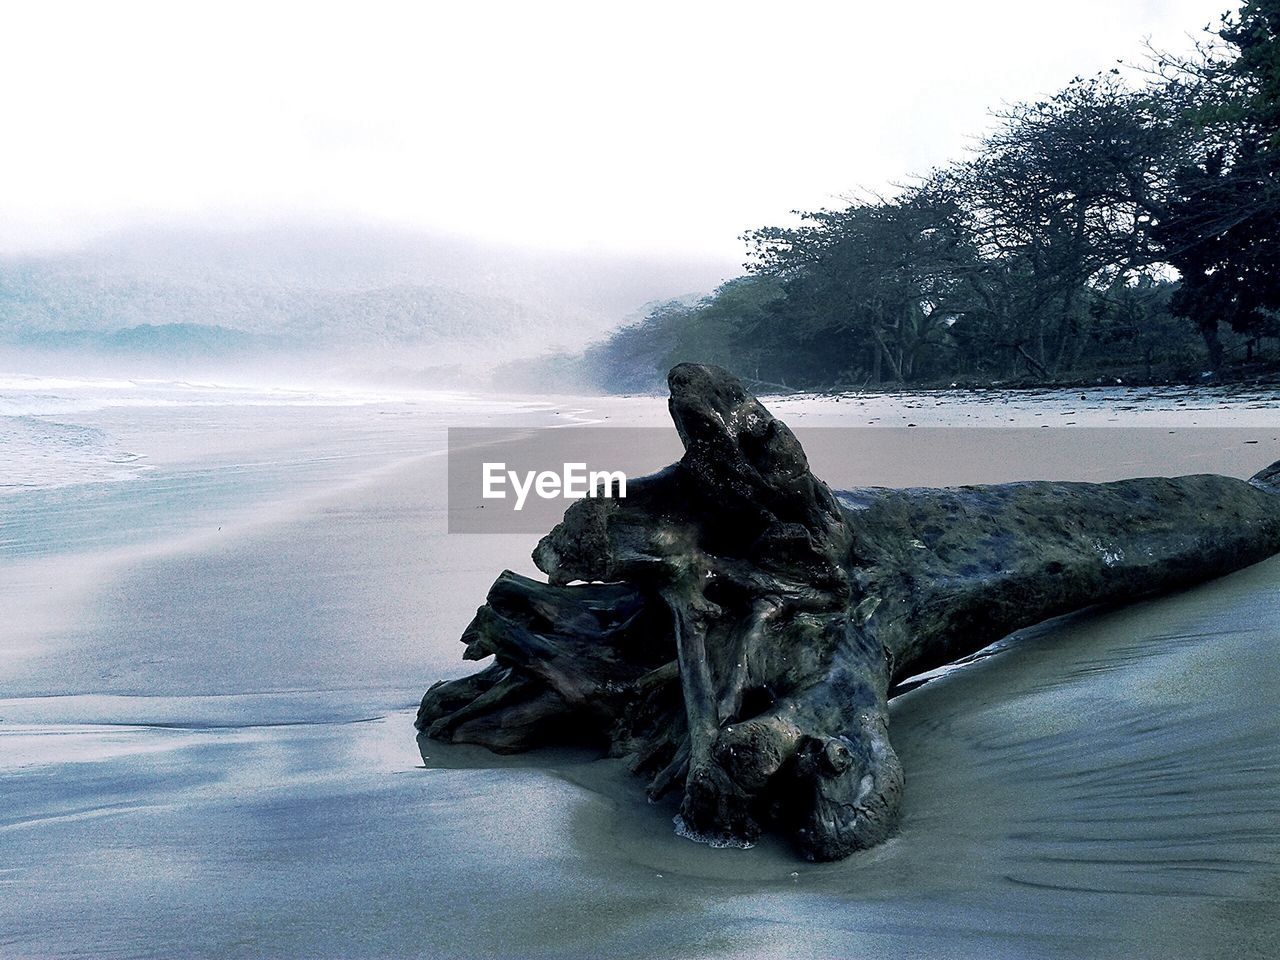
590, 0, 1280, 390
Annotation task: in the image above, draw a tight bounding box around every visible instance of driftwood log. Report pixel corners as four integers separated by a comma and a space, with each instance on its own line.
417, 364, 1280, 861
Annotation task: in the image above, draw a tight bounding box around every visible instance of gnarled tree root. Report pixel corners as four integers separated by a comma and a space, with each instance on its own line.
418, 363, 1280, 861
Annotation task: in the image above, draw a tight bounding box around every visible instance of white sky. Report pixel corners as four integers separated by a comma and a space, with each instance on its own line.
0, 0, 1231, 258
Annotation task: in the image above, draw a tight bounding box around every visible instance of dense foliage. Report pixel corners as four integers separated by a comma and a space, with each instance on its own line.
593, 0, 1280, 390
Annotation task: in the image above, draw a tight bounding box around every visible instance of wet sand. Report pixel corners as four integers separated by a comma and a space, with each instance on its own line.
2, 386, 1279, 958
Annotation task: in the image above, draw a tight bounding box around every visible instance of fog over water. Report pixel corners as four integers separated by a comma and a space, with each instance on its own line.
0, 222, 737, 390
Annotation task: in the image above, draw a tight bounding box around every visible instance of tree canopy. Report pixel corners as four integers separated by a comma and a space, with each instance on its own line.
590, 0, 1280, 390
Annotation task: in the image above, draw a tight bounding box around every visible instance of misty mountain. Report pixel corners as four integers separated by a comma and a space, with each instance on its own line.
0, 265, 550, 353
0, 259, 573, 360
14, 324, 286, 359
0, 222, 736, 368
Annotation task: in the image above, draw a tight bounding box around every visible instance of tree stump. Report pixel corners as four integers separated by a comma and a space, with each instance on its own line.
418, 364, 1280, 861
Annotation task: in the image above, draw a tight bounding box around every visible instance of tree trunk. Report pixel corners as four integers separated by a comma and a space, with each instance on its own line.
1060, 291, 1078, 374
1201, 320, 1225, 371
872, 328, 903, 383
418, 364, 1280, 861
1017, 344, 1050, 380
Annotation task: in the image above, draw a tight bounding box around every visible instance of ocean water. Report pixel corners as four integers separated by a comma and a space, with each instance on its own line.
0, 373, 524, 493
0, 371, 566, 705
0, 373, 565, 560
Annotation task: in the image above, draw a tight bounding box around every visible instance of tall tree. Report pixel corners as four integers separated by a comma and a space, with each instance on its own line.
952, 73, 1188, 374
1155, 0, 1280, 368
743, 187, 975, 385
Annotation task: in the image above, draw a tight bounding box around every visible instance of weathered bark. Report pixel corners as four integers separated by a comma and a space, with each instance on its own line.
417, 363, 1280, 861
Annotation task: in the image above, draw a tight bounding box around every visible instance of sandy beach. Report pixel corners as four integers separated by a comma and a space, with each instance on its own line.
3, 380, 1280, 959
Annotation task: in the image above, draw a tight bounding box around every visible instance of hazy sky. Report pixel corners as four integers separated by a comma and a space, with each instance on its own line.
0, 0, 1231, 258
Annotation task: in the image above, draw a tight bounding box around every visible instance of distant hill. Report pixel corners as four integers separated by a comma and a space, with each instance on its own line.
0, 223, 736, 370
0, 261, 558, 359
14, 323, 286, 359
